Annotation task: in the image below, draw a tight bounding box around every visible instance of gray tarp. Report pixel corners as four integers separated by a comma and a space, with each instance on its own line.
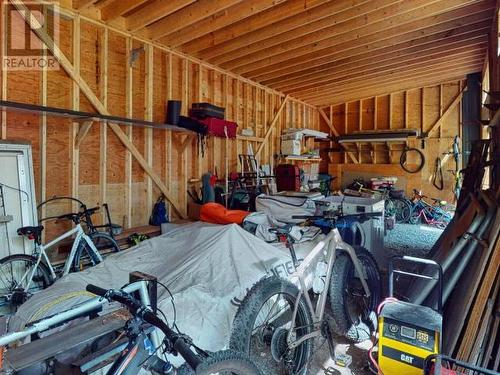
10, 222, 313, 356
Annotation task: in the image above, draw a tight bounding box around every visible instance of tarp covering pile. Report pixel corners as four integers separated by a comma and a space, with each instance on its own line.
10, 223, 301, 354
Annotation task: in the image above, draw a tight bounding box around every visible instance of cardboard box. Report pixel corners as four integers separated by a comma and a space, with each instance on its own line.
281, 139, 301, 155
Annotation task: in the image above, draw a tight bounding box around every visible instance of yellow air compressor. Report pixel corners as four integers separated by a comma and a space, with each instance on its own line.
378, 256, 443, 375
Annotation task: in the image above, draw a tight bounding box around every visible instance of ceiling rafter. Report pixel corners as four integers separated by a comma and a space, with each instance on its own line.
290, 51, 484, 96
198, 0, 371, 61
159, 0, 285, 48
126, 0, 196, 32
100, 0, 150, 22
301, 61, 482, 103
229, 0, 491, 74
180, 0, 329, 54
263, 22, 489, 86
276, 37, 487, 91
243, 3, 494, 79
146, 0, 243, 40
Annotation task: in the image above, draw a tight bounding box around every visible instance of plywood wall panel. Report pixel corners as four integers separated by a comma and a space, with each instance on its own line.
3, 13, 317, 227
322, 79, 465, 203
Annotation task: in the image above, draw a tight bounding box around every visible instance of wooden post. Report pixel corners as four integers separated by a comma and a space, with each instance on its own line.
145, 44, 154, 221
125, 37, 133, 227
9, 0, 186, 218
255, 94, 289, 158
99, 28, 108, 223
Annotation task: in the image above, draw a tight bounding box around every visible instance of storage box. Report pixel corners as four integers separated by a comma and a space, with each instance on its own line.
281, 139, 301, 155
191, 102, 225, 119
275, 164, 300, 192
199, 117, 237, 138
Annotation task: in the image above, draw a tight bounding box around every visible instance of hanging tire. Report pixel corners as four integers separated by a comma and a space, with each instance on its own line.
229, 276, 314, 375
73, 232, 119, 271
392, 198, 412, 223
0, 254, 52, 314
400, 148, 425, 173
329, 246, 381, 339
177, 350, 264, 375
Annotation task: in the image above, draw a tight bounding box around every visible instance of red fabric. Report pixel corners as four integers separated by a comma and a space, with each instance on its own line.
200, 203, 250, 225
199, 117, 238, 138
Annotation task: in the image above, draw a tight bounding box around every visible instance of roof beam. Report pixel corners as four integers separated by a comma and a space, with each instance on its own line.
244, 3, 494, 79
213, 0, 408, 67
278, 43, 487, 92
264, 22, 489, 86
301, 62, 482, 104
146, 0, 242, 40
311, 73, 471, 106
101, 0, 150, 22
73, 0, 96, 10
198, 0, 373, 61
230, 0, 492, 74
126, 0, 195, 32
180, 0, 328, 55
295, 57, 483, 98
160, 0, 284, 48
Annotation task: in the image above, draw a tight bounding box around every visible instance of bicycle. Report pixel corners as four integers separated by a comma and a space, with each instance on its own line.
229, 226, 381, 374
409, 190, 452, 228
0, 207, 119, 314
86, 284, 263, 374
346, 180, 412, 222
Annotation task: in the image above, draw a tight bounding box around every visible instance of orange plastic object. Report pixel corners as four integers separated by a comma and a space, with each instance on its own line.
200, 203, 250, 225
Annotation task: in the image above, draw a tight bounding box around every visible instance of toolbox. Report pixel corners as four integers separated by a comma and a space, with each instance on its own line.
199, 117, 237, 138
191, 102, 225, 119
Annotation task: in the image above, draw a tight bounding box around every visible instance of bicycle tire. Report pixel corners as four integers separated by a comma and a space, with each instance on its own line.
0, 254, 52, 313
400, 148, 425, 173
392, 198, 412, 223
229, 276, 314, 375
177, 350, 264, 375
329, 246, 381, 339
73, 232, 119, 271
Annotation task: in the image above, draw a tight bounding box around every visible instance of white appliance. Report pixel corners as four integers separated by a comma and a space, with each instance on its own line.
318, 196, 386, 269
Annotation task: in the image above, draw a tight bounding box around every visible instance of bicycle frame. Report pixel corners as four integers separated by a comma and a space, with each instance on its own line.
286, 229, 371, 350
20, 224, 103, 290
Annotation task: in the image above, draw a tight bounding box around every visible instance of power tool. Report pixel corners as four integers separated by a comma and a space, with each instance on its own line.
377, 256, 443, 375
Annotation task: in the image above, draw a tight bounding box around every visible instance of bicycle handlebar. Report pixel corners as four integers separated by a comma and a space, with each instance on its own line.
86, 284, 201, 369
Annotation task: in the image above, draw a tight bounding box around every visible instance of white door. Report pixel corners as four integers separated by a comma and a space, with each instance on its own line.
0, 151, 34, 257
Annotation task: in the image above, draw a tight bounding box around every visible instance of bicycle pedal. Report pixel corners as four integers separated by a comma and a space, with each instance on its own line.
324, 367, 341, 375
334, 353, 352, 367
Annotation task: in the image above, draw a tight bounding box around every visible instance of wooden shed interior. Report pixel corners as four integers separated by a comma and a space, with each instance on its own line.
0, 0, 498, 235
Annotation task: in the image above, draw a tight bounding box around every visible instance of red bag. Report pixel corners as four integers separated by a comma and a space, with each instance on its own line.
275, 164, 301, 192
199, 117, 237, 138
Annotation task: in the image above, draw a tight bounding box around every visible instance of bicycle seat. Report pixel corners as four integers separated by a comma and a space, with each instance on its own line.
17, 226, 44, 243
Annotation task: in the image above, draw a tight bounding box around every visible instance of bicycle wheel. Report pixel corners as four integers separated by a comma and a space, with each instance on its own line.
229, 276, 314, 375
409, 210, 421, 224
400, 148, 425, 173
0, 254, 52, 314
73, 232, 120, 272
177, 350, 264, 375
329, 246, 381, 339
392, 198, 412, 223
88, 232, 120, 255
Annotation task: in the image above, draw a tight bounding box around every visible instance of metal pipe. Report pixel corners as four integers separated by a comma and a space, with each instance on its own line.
0, 281, 147, 347
442, 206, 495, 303
411, 213, 486, 306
